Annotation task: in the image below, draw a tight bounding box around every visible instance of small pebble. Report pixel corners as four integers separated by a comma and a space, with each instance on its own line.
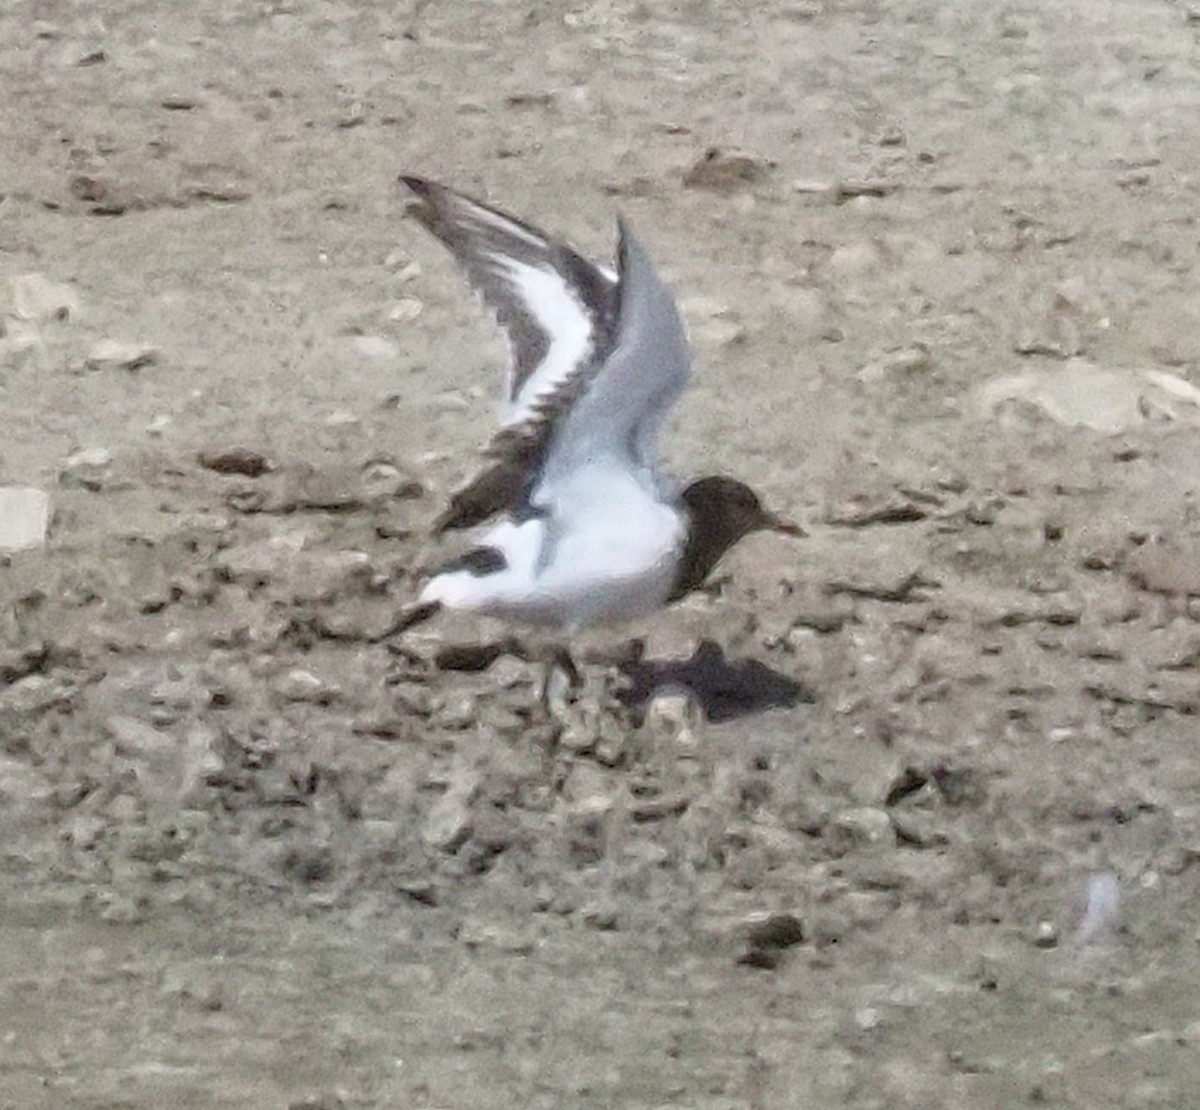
683, 147, 772, 193
791, 179, 835, 196
60, 447, 113, 490
422, 776, 478, 853
739, 910, 806, 951
858, 346, 932, 383
565, 794, 614, 865
388, 297, 424, 322
593, 723, 633, 768
160, 93, 199, 110
1033, 920, 1059, 949
855, 1006, 884, 1032
274, 669, 338, 704
5, 273, 80, 321
198, 447, 272, 477
1177, 1020, 1200, 1048
641, 690, 704, 760
352, 334, 401, 359
85, 338, 158, 372
829, 807, 896, 851
558, 714, 599, 755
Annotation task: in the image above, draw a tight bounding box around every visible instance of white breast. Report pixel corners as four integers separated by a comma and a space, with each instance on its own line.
420, 468, 685, 633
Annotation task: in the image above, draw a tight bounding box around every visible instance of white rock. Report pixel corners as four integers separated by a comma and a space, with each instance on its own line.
430, 390, 471, 413
1143, 368, 1200, 407
681, 294, 729, 319
976, 359, 1200, 433
694, 316, 746, 348
60, 447, 113, 489
5, 273, 80, 321
352, 335, 401, 360
858, 346, 933, 383
557, 702, 600, 755
791, 179, 835, 196
0, 675, 65, 715
0, 487, 50, 551
180, 724, 224, 801
0, 317, 44, 360
383, 247, 420, 275
66, 813, 108, 849
1033, 919, 1059, 948
422, 769, 479, 852
855, 1006, 884, 1032
642, 689, 705, 760
829, 807, 896, 850
107, 715, 176, 761
388, 297, 424, 322
85, 338, 158, 371
682, 297, 747, 348
275, 669, 338, 703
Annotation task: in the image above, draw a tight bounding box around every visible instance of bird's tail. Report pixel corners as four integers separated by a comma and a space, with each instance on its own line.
378, 599, 441, 639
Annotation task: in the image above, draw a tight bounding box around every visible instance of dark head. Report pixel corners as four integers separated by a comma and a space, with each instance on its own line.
682, 476, 803, 541
670, 476, 803, 600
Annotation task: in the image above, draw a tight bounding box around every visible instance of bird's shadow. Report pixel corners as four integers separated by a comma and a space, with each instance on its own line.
616, 639, 813, 723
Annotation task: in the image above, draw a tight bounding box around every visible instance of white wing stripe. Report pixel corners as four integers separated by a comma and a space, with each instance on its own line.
498, 257, 595, 425
464, 198, 547, 249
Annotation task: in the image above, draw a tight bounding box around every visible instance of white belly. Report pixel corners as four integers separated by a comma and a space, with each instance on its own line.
421, 474, 685, 633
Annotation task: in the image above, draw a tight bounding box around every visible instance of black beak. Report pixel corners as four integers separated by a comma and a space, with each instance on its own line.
763, 511, 805, 538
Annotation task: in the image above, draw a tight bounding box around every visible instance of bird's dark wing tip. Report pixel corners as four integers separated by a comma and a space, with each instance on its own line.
615, 213, 635, 257
399, 174, 434, 196
399, 175, 439, 223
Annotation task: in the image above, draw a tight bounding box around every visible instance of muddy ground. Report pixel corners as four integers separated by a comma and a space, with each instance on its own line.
4, 0, 1200, 1106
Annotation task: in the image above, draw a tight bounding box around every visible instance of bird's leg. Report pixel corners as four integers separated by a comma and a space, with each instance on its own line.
535, 658, 556, 719
552, 645, 583, 691
535, 645, 582, 721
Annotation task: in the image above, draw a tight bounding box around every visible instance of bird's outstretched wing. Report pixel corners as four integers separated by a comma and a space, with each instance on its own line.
402, 175, 617, 423
537, 218, 691, 502
402, 175, 621, 531
402, 177, 689, 533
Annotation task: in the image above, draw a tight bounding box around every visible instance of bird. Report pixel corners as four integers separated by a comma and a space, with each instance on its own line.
397, 175, 801, 702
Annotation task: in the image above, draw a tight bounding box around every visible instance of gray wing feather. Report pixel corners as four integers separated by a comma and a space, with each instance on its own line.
538, 218, 691, 494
